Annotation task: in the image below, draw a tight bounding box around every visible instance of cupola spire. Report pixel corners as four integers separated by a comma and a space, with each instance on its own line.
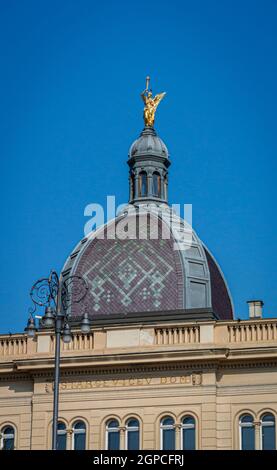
128, 78, 170, 205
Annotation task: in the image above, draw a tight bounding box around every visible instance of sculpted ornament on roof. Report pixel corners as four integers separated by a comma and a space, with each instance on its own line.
141, 76, 166, 127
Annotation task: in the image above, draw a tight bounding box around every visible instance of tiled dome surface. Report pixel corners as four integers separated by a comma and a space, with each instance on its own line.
63, 208, 234, 320
69, 214, 183, 317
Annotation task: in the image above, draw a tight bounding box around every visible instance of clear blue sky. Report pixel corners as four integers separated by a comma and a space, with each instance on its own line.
0, 0, 276, 333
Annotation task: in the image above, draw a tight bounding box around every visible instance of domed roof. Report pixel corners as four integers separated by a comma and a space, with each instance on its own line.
129, 127, 169, 159
62, 205, 233, 322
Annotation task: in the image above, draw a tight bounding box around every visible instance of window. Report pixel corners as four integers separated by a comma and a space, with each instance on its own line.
106, 419, 120, 450
72, 420, 86, 450
126, 418, 139, 450
152, 172, 161, 198
139, 172, 147, 197
163, 175, 168, 200
160, 416, 175, 450
57, 422, 67, 450
239, 414, 255, 450
261, 414, 276, 450
1, 426, 15, 450
130, 173, 135, 200
181, 416, 196, 450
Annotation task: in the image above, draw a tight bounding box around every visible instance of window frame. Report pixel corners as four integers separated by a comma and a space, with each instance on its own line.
180, 415, 196, 450
152, 171, 161, 198
260, 413, 276, 450
105, 419, 120, 451
139, 171, 148, 197
56, 421, 67, 451
0, 425, 15, 450
160, 416, 176, 450
125, 418, 140, 450
130, 173, 135, 200
71, 420, 87, 450
239, 414, 255, 450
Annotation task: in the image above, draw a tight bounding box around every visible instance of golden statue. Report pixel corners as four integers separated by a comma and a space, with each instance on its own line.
141, 76, 166, 127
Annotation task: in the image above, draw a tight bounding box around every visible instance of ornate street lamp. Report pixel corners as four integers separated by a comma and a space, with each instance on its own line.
25, 270, 89, 450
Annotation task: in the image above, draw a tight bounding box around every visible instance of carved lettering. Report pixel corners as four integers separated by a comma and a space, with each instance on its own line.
45, 373, 202, 393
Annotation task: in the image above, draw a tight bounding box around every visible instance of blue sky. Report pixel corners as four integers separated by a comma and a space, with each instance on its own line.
0, 0, 276, 332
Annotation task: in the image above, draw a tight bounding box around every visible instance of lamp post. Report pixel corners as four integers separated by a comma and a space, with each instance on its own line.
25, 270, 89, 450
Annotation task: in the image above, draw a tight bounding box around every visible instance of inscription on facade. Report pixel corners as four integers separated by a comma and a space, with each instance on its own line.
45, 373, 202, 393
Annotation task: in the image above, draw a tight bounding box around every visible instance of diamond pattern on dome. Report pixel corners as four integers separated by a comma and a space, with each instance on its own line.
84, 239, 174, 312
71, 216, 184, 317
116, 260, 138, 290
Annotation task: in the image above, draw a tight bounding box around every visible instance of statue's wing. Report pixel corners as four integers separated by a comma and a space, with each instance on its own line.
153, 92, 166, 106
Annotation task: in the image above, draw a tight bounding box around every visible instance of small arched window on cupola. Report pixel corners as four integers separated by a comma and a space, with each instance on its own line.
164, 173, 168, 201
153, 172, 161, 198
139, 171, 148, 197
130, 172, 135, 200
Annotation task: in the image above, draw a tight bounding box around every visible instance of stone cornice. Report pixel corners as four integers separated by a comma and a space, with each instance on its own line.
8, 345, 277, 369
0, 352, 277, 383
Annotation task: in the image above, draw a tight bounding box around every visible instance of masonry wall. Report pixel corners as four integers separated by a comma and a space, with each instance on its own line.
1, 365, 277, 450
1, 319, 277, 450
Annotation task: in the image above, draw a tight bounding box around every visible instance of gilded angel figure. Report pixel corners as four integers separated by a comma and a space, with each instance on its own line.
141, 76, 166, 127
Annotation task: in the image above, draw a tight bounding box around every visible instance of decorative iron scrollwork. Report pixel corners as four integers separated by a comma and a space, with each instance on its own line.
29, 270, 88, 317
29, 276, 52, 315
61, 275, 88, 312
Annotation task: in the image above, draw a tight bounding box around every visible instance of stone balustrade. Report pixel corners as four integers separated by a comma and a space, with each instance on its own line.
0, 318, 277, 360
0, 335, 28, 357
227, 321, 277, 343
155, 326, 200, 345
49, 333, 94, 352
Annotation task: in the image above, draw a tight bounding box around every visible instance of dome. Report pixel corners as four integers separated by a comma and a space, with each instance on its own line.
62, 205, 233, 322
129, 127, 169, 160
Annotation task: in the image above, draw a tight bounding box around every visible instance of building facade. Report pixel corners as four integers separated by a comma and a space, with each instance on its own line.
0, 115, 276, 450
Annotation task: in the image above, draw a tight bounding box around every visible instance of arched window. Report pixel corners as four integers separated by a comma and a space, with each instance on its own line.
139, 171, 147, 197
72, 420, 86, 450
239, 414, 255, 450
152, 172, 161, 198
160, 416, 175, 450
57, 421, 67, 450
130, 173, 135, 200
181, 416, 196, 450
126, 418, 140, 450
163, 174, 168, 200
1, 426, 15, 450
261, 413, 276, 450
106, 419, 120, 450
